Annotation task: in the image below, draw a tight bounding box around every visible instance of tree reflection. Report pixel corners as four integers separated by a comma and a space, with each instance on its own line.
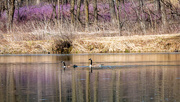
0, 63, 180, 102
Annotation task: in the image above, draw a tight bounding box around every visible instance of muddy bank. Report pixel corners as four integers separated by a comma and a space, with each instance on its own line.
0, 34, 180, 54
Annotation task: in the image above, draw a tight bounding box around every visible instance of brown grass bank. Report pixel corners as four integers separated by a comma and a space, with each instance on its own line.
72, 33, 180, 53
0, 33, 180, 54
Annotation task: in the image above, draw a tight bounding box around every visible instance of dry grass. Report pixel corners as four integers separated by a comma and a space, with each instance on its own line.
71, 33, 180, 53
0, 19, 179, 54
0, 33, 180, 54
0, 40, 54, 54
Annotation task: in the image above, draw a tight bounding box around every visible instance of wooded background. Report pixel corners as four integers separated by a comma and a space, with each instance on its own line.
0, 0, 179, 35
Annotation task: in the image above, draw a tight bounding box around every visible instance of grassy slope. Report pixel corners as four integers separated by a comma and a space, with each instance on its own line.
71, 33, 180, 53
0, 34, 54, 54
1, 33, 179, 54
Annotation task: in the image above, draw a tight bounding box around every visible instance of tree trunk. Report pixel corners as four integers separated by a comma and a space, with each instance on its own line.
70, 0, 75, 24
52, 1, 57, 20
115, 0, 122, 36
155, 0, 168, 31
4, 0, 8, 32
61, 0, 64, 28
109, 0, 116, 22
155, 0, 161, 14
57, 0, 60, 19
84, 0, 89, 30
139, 0, 146, 34
26, 0, 29, 7
154, 0, 161, 32
131, 0, 146, 34
93, 0, 98, 25
0, 1, 3, 17
160, 0, 168, 30
17, 0, 20, 22
77, 0, 81, 21
36, 0, 40, 5
8, 0, 15, 32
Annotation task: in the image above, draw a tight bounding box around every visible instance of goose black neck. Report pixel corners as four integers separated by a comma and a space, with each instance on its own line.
90, 60, 92, 65
63, 62, 66, 66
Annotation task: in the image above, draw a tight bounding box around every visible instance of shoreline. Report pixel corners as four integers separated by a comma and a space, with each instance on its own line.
0, 52, 180, 56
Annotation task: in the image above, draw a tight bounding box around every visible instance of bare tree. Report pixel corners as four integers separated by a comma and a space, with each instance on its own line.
155, 0, 168, 31
154, 0, 160, 31
76, 0, 81, 22
7, 0, 15, 32
51, 0, 57, 20
84, 0, 89, 30
57, 0, 60, 20
115, 0, 122, 35
132, 0, 146, 34
70, 0, 75, 24
109, 0, 116, 22
26, 0, 29, 7
0, 1, 5, 17
61, 0, 64, 28
155, 0, 161, 13
160, 0, 168, 30
4, 0, 8, 31
36, 0, 40, 5
93, 0, 98, 25
139, 0, 146, 34
16, 0, 22, 22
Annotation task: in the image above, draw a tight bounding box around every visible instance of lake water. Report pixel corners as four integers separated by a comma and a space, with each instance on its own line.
0, 53, 180, 102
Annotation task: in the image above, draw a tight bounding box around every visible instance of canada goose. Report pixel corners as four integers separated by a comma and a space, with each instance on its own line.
89, 58, 92, 68
89, 58, 103, 68
89, 58, 93, 73
61, 61, 78, 69
73, 65, 78, 68
61, 61, 66, 69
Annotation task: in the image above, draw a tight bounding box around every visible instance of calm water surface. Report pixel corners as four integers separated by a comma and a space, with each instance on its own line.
0, 53, 180, 102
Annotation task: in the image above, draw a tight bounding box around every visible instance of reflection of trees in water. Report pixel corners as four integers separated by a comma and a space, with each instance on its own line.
0, 65, 180, 101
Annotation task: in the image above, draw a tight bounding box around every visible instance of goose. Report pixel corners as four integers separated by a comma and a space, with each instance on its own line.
89, 58, 93, 73
89, 58, 103, 68
61, 61, 66, 70
61, 61, 78, 69
89, 58, 92, 68
73, 65, 78, 68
